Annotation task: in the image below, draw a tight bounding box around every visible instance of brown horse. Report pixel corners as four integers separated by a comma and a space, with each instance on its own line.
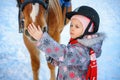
16, 0, 72, 80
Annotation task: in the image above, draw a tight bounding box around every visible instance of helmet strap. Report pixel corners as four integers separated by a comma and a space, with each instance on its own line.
76, 20, 93, 39
84, 20, 94, 35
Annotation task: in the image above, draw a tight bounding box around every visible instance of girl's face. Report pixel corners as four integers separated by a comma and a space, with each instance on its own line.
70, 18, 84, 39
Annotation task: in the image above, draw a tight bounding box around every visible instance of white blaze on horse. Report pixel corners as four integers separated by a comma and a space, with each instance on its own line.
16, 0, 72, 80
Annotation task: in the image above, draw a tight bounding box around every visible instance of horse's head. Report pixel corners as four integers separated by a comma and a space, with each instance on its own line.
17, 0, 49, 40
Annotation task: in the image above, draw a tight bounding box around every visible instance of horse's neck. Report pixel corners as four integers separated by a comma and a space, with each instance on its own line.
48, 0, 63, 27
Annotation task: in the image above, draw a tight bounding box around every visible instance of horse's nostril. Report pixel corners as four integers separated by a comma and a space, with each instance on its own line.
31, 37, 37, 41
25, 30, 37, 41
25, 30, 30, 36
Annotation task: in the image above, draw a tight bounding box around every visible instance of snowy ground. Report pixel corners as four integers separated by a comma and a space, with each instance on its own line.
0, 0, 120, 80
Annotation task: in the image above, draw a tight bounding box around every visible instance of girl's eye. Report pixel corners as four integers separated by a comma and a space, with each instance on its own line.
75, 25, 80, 28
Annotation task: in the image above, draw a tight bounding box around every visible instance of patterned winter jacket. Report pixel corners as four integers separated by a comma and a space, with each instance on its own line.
37, 32, 105, 80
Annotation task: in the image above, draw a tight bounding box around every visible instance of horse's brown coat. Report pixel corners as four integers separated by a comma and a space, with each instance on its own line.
18, 0, 71, 80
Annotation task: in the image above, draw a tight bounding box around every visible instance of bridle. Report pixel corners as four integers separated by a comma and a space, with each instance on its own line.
16, 0, 49, 33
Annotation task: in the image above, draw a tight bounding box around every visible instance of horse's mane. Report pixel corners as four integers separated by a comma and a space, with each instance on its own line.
48, 0, 63, 32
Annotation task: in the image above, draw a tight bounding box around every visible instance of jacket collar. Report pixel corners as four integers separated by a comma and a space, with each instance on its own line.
77, 33, 105, 47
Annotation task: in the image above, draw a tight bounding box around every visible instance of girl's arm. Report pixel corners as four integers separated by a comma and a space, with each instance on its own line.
38, 32, 90, 69
28, 23, 89, 69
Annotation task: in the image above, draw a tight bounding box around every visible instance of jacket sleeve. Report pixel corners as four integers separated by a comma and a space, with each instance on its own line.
37, 32, 90, 69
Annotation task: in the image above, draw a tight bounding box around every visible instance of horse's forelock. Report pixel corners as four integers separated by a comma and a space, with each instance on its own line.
24, 3, 46, 27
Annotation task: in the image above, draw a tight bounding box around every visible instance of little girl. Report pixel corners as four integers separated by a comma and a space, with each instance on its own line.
28, 6, 105, 80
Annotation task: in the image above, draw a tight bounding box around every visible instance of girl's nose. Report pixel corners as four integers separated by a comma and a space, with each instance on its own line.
71, 26, 75, 31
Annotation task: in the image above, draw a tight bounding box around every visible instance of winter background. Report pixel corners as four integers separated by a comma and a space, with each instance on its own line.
0, 0, 120, 80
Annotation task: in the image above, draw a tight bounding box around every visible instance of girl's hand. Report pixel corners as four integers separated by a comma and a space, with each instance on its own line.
28, 23, 43, 41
